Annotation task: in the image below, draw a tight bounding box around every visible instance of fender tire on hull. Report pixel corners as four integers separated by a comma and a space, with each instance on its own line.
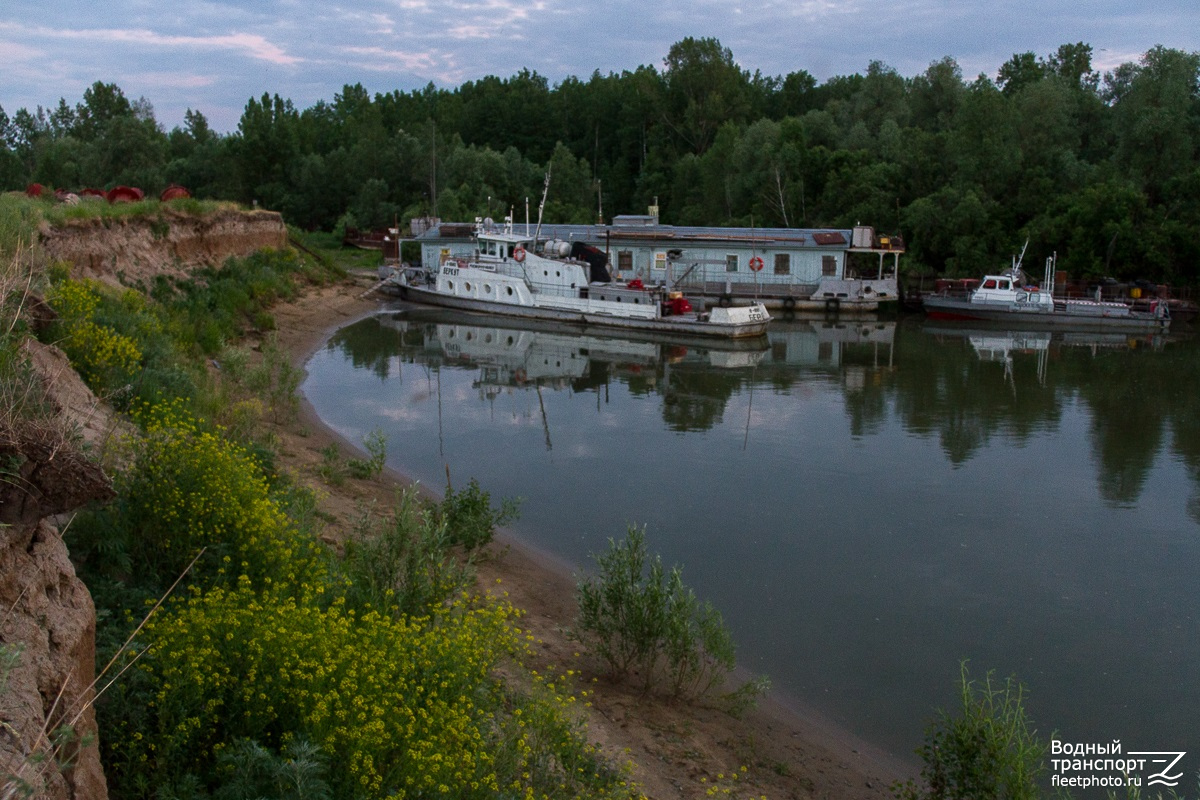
783, 296, 796, 311
719, 294, 733, 308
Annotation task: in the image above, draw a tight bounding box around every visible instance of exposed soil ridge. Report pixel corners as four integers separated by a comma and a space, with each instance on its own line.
39, 208, 288, 288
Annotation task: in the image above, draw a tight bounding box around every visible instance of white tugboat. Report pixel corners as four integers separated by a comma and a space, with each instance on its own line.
384, 216, 771, 339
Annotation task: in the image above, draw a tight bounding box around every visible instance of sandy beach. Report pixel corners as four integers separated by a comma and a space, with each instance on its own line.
267, 275, 916, 800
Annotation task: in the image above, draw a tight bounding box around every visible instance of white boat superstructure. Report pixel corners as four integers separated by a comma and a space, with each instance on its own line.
386, 217, 771, 339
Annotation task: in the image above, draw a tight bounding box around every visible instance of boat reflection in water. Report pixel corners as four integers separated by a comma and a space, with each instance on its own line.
923, 320, 1168, 354
922, 319, 1169, 388
375, 309, 769, 397
359, 306, 895, 393
323, 305, 897, 441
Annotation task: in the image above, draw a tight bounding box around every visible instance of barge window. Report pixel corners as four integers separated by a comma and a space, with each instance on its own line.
822, 255, 837, 276
618, 251, 633, 272
774, 254, 790, 275
726, 254, 739, 272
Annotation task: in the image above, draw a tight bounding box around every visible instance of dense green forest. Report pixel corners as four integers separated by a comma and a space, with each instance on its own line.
2, 37, 1199, 283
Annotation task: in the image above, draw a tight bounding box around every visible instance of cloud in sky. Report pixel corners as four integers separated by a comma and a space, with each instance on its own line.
15, 24, 300, 64
1, 0, 1197, 132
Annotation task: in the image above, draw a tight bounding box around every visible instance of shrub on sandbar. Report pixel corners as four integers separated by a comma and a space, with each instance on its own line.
575, 525, 766, 706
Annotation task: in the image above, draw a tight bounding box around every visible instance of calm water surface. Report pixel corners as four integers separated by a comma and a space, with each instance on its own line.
302, 304, 1200, 762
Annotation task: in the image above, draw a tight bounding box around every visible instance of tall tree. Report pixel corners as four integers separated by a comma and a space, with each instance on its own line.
997, 52, 1044, 95
1110, 46, 1200, 201
1047, 42, 1099, 91
661, 37, 752, 154
74, 82, 133, 141
909, 57, 965, 132
235, 93, 301, 209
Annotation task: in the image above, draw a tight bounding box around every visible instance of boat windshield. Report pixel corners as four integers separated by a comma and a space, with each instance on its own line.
479, 237, 531, 259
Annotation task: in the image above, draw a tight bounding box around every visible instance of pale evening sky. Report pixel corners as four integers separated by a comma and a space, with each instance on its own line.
2, 0, 1198, 133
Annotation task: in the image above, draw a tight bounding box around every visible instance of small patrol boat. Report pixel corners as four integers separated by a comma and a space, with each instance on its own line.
922, 247, 1170, 332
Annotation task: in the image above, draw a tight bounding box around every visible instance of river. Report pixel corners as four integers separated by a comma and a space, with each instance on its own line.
301, 304, 1200, 765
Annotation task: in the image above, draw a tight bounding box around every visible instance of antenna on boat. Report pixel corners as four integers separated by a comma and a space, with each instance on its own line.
532, 167, 551, 247
1014, 239, 1029, 272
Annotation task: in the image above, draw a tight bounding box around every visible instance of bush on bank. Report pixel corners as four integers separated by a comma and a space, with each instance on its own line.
575, 525, 767, 708
893, 664, 1048, 800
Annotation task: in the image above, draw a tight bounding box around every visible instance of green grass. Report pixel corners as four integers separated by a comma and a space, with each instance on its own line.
289, 227, 381, 275
0, 194, 45, 263
39, 196, 239, 226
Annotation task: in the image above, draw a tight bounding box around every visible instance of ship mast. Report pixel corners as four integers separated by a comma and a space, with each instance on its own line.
532, 167, 551, 248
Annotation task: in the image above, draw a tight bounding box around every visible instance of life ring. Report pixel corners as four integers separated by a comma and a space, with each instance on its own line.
749, 256, 765, 272
513, 247, 526, 262
718, 294, 733, 308
782, 296, 796, 311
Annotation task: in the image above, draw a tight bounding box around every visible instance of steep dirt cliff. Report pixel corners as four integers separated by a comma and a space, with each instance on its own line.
39, 208, 288, 288
0, 520, 108, 799
1, 340, 115, 799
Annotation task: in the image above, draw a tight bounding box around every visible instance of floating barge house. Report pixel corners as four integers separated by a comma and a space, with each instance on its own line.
406, 211, 904, 314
